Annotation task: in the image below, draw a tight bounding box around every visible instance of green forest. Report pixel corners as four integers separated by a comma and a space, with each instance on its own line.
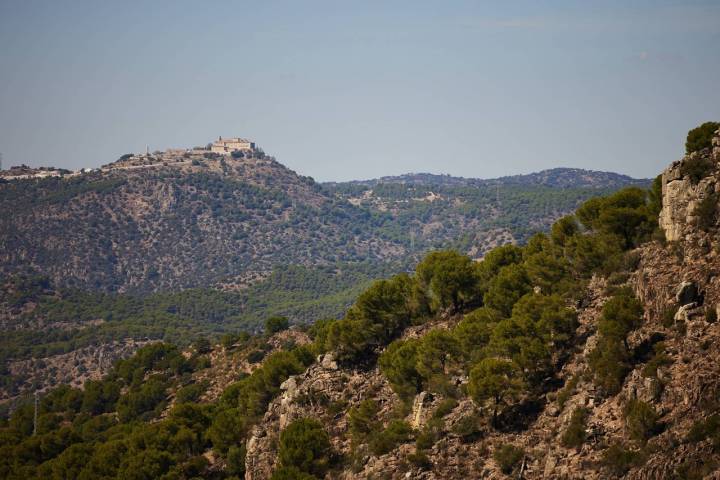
0, 261, 407, 394
0, 174, 669, 479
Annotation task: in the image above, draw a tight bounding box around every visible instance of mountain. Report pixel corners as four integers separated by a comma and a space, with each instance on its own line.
0, 156, 646, 295
326, 167, 648, 189
0, 151, 648, 402
2, 126, 719, 480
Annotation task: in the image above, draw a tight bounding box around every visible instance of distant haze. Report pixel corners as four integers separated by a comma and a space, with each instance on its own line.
0, 1, 719, 181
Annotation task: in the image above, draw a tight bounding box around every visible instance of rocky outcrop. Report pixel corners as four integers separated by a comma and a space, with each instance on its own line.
659, 128, 720, 241
244, 353, 398, 480
240, 136, 720, 479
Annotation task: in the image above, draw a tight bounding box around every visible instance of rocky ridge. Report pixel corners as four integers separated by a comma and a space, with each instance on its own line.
242, 130, 720, 479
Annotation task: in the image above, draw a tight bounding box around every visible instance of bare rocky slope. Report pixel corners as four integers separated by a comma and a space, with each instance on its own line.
239, 130, 720, 479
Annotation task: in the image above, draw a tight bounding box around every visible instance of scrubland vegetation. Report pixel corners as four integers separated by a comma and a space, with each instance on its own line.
0, 173, 665, 479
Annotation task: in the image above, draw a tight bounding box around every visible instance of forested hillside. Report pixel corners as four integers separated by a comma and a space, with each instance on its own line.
0, 155, 668, 479
2, 124, 716, 480
0, 155, 645, 404
0, 155, 645, 294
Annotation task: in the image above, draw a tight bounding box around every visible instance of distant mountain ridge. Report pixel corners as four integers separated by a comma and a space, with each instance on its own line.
325, 167, 649, 189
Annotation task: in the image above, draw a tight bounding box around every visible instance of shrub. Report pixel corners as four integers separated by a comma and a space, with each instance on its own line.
348, 400, 379, 442
686, 414, 720, 446
270, 466, 319, 480
707, 307, 718, 324
433, 398, 459, 419
451, 411, 483, 442
675, 459, 718, 480
681, 155, 715, 184
369, 420, 413, 455
193, 337, 212, 354
601, 443, 645, 476
694, 192, 719, 230
221, 331, 250, 350
640, 342, 672, 379
277, 418, 331, 477
226, 444, 247, 476
662, 305, 679, 328
624, 399, 660, 444
557, 375, 579, 410
406, 450, 432, 470
561, 407, 588, 448
685, 121, 720, 154
598, 291, 643, 341
265, 316, 290, 335
588, 336, 630, 395
493, 444, 524, 474
175, 381, 208, 403
415, 427, 438, 450
208, 408, 250, 453
247, 349, 267, 363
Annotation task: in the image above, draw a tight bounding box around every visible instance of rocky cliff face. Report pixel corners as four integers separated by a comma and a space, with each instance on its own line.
659, 128, 720, 242
241, 134, 720, 479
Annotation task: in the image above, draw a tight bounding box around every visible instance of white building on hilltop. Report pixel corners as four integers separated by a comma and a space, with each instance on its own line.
211, 136, 255, 155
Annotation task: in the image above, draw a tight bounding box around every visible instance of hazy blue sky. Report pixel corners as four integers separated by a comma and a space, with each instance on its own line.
1, 1, 718, 181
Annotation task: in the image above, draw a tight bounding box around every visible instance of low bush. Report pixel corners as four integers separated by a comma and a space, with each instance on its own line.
557, 375, 579, 410
415, 426, 439, 450
406, 450, 432, 470
277, 418, 331, 477
175, 381, 208, 403
226, 444, 247, 476
451, 412, 483, 442
601, 443, 645, 476
624, 399, 660, 444
686, 414, 720, 448
661, 305, 679, 328
675, 459, 718, 480
640, 343, 672, 379
370, 420, 413, 456
493, 444, 524, 474
681, 156, 715, 184
694, 192, 719, 230
348, 400, 379, 443
432, 398, 458, 419
265, 316, 290, 335
561, 407, 588, 448
247, 349, 267, 363
685, 121, 720, 155
588, 336, 630, 395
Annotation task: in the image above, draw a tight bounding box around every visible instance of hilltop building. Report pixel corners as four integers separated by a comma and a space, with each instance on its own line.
211, 136, 255, 155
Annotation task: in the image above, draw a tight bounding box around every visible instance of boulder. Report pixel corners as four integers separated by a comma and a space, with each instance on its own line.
320, 353, 338, 370
676, 281, 700, 306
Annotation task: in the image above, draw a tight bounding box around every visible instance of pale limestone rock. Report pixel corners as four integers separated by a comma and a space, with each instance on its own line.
660, 131, 720, 241
320, 352, 338, 370
411, 391, 429, 428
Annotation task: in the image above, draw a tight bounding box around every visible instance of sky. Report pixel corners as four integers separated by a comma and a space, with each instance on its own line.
0, 1, 719, 181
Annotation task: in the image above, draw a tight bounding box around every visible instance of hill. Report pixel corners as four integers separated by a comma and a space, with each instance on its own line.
327, 167, 647, 189
0, 157, 646, 295
0, 151, 647, 404
1, 125, 719, 479
1, 126, 719, 479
